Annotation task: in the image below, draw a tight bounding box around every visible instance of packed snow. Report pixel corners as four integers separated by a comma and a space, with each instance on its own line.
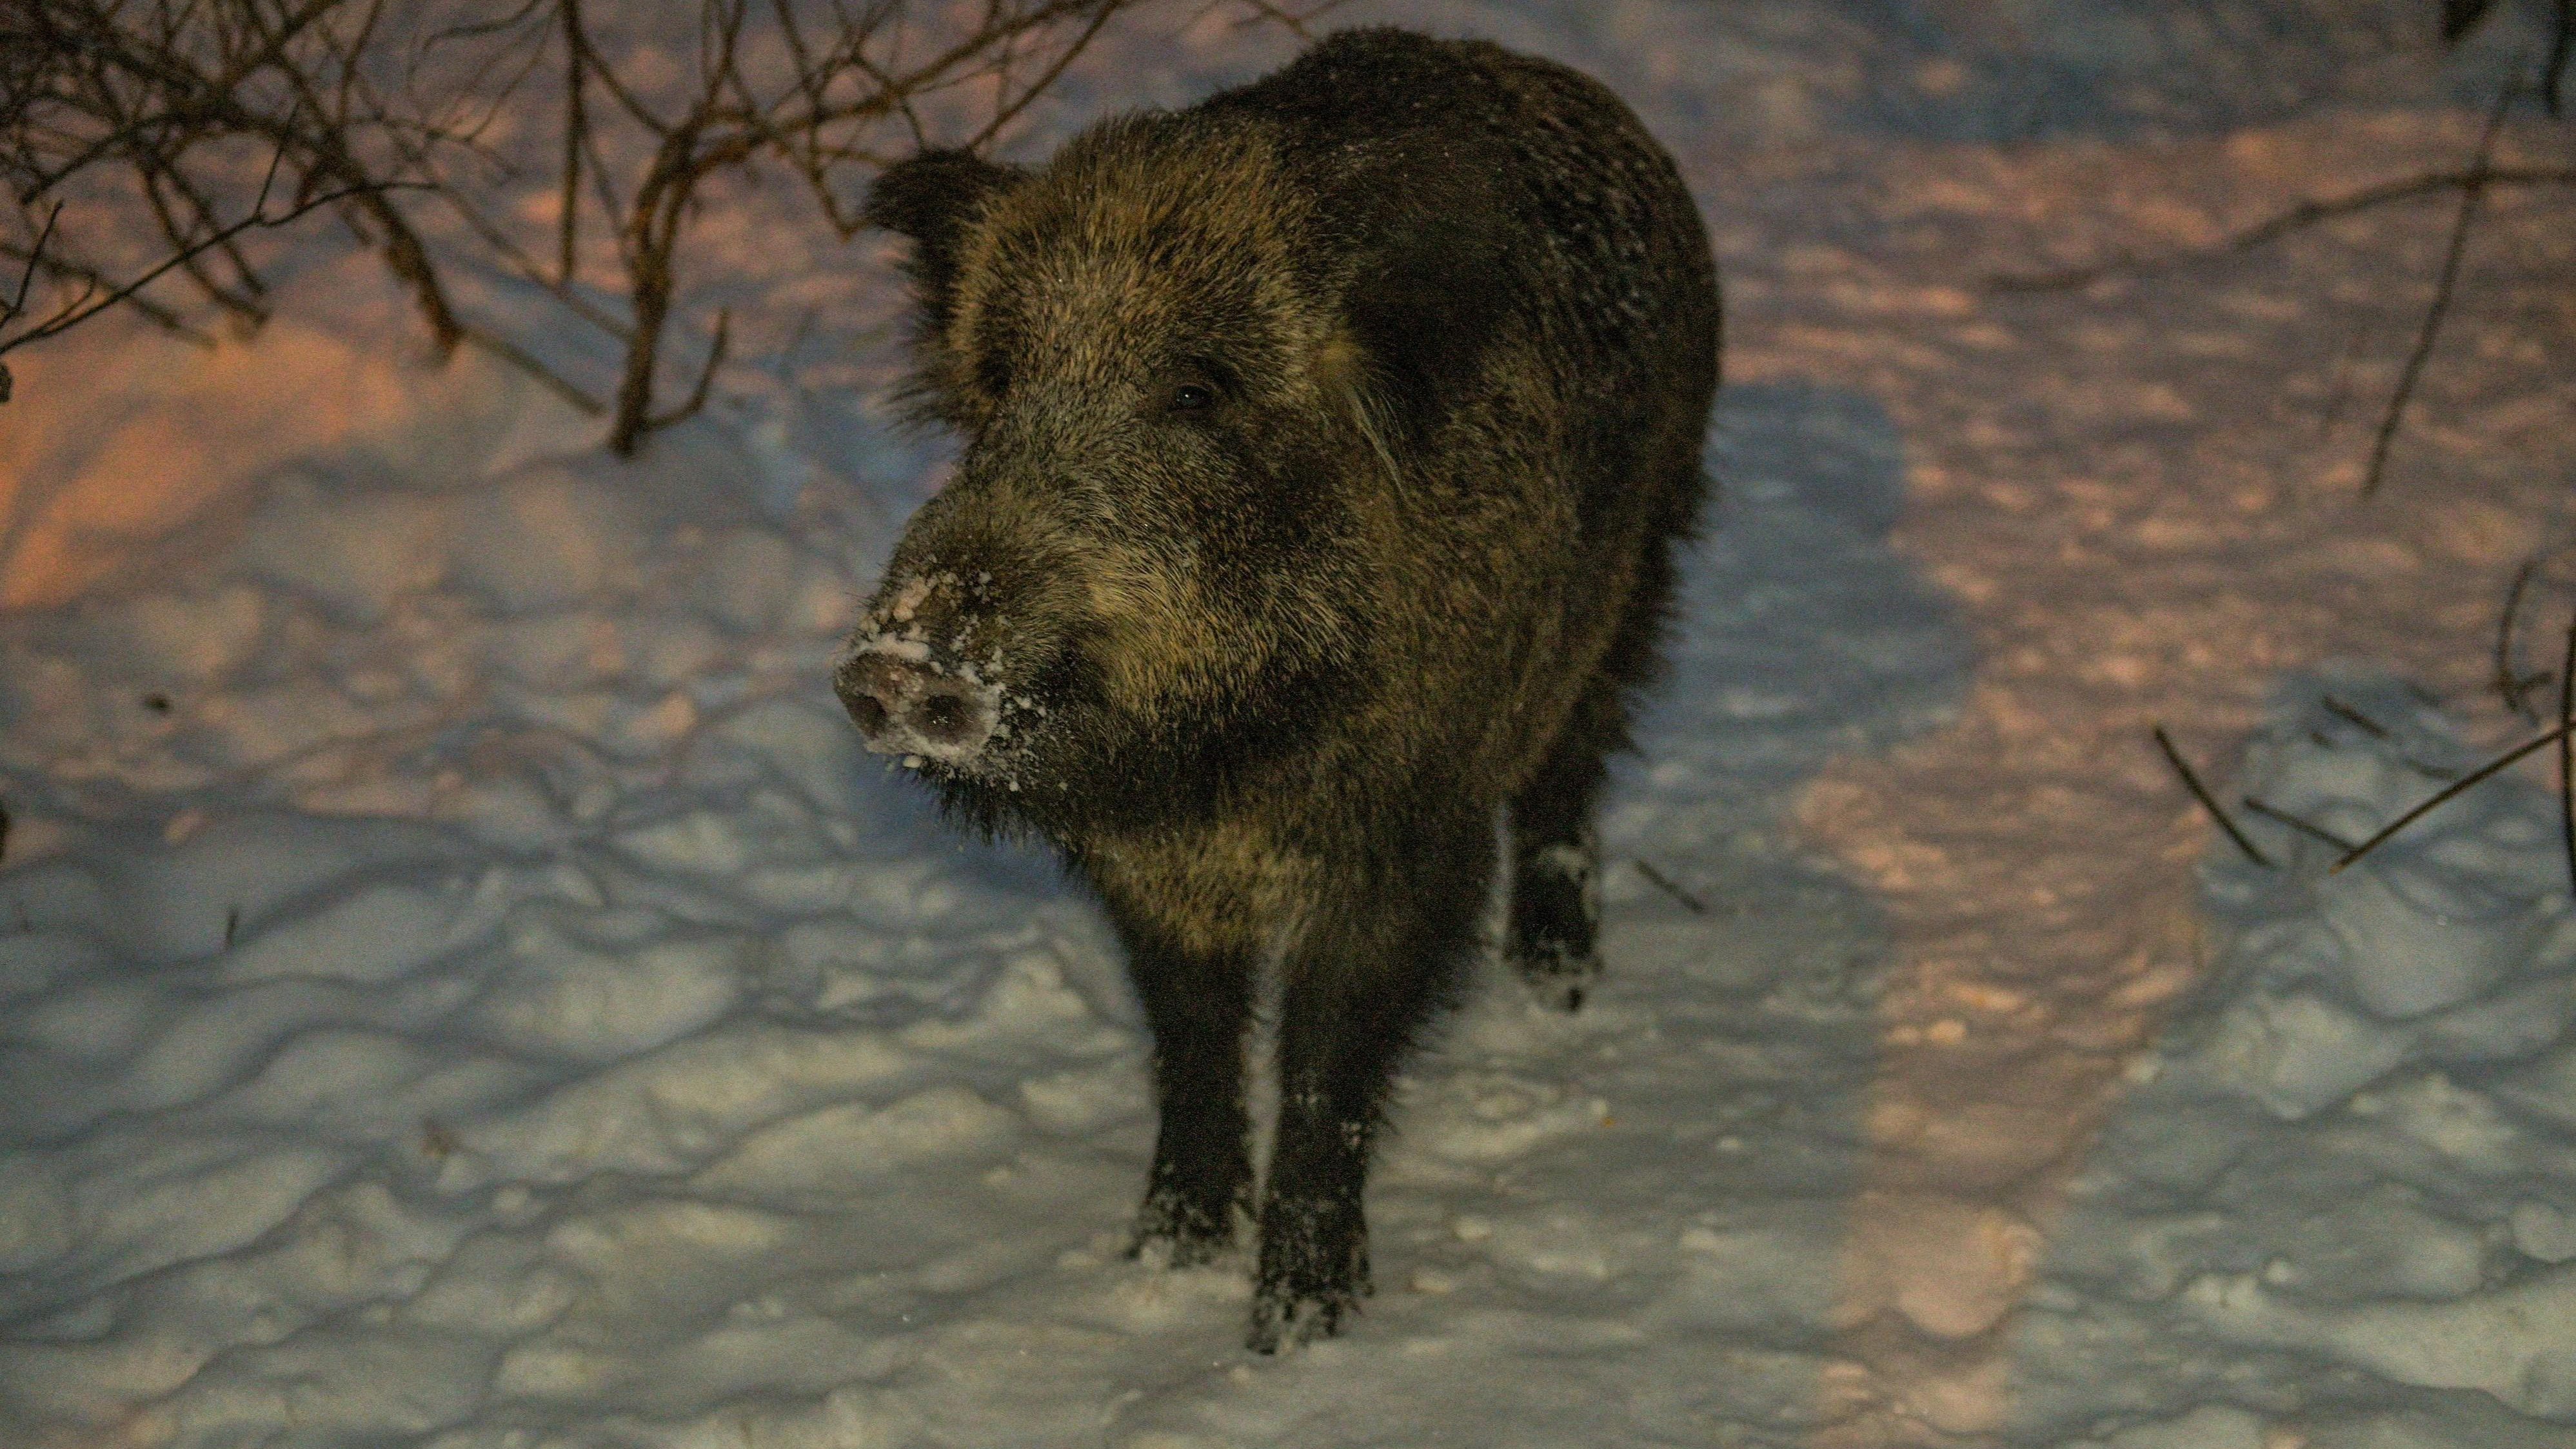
2017, 673, 2576, 1446
4, 1, 2575, 1446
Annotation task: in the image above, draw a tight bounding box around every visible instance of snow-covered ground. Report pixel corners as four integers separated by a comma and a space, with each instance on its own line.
4, 1, 2575, 1445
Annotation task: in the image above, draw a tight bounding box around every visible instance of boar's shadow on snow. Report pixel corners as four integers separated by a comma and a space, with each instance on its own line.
834, 26, 1721, 1351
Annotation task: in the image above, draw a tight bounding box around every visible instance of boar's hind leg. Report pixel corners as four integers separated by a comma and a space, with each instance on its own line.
1509, 539, 1681, 1012
1113, 911, 1257, 1268
1507, 709, 1608, 1012
1249, 817, 1490, 1352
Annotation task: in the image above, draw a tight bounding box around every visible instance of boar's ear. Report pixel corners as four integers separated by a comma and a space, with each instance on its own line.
1340, 204, 1517, 449
864, 150, 1024, 325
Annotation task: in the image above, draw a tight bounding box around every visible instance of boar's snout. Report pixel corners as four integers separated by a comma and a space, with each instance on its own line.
835, 650, 998, 762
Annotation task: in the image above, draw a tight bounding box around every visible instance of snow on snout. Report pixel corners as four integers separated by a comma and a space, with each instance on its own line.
835, 604, 1007, 767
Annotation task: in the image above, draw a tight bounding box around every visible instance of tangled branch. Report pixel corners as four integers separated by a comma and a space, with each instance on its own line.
2, 0, 1329, 453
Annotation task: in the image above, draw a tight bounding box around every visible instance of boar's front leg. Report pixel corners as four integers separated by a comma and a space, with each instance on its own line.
1107, 905, 1258, 1268
1249, 814, 1490, 1352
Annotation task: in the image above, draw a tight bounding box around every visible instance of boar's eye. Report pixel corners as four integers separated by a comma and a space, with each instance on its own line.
1153, 359, 1227, 419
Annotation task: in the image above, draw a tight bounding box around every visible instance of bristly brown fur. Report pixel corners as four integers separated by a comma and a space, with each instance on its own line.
845, 26, 1721, 1351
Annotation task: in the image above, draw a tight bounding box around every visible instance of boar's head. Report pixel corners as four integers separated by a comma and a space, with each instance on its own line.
837, 120, 1420, 837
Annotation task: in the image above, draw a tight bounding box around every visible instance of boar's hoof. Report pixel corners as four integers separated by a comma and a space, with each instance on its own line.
1129, 1187, 1241, 1269
1510, 838, 1601, 1012
1512, 941, 1602, 1014
835, 651, 995, 761
1127, 1223, 1232, 1271
1247, 1274, 1367, 1354
1247, 1205, 1371, 1353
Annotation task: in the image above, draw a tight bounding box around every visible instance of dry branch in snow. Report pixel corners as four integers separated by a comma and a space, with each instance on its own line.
1988, 62, 2570, 498
2153, 724, 2274, 868
0, 0, 1326, 452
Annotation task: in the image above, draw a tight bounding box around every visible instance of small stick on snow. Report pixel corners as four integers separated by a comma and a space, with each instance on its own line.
2333, 718, 2576, 873
2497, 558, 2544, 722
1983, 166, 2576, 293
2362, 77, 2516, 498
2153, 725, 2273, 868
1632, 858, 1709, 915
2240, 796, 2359, 853
2320, 695, 2388, 737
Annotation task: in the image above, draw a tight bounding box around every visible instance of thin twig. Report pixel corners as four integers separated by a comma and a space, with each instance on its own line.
967, 0, 1118, 151
2321, 695, 2388, 738
2241, 795, 2360, 853
0, 239, 207, 339
3, 203, 65, 330
2362, 81, 2517, 498
2154, 725, 2273, 867
0, 182, 405, 360
1223, 0, 1344, 40
1985, 166, 2576, 294
2499, 559, 2543, 721
642, 306, 729, 433
457, 324, 605, 416
2332, 719, 2576, 873
557, 0, 586, 287
1632, 858, 1708, 915
132, 166, 267, 324
9, 0, 1300, 445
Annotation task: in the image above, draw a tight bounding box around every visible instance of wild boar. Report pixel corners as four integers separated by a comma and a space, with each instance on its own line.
835, 26, 1719, 1350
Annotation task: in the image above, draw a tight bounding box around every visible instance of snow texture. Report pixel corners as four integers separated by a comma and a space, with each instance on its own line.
2017, 673, 2576, 1444
3, 0, 2575, 1445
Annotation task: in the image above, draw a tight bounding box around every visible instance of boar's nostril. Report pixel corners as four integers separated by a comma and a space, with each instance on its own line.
846, 690, 890, 738
836, 653, 912, 745
837, 650, 996, 759
916, 691, 971, 742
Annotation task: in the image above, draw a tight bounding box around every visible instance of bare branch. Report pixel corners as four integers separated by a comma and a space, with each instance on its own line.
2498, 559, 2546, 722
2153, 724, 2273, 868
2332, 719, 2576, 874
1, 202, 63, 330
457, 322, 604, 416
1213, 0, 1345, 42
1986, 166, 2576, 294
0, 236, 211, 340
1631, 858, 1709, 914
644, 305, 729, 433
2239, 795, 2359, 853
969, 0, 1118, 152
2361, 77, 2516, 498
0, 179, 402, 364
557, 0, 585, 286
3, 0, 1312, 445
